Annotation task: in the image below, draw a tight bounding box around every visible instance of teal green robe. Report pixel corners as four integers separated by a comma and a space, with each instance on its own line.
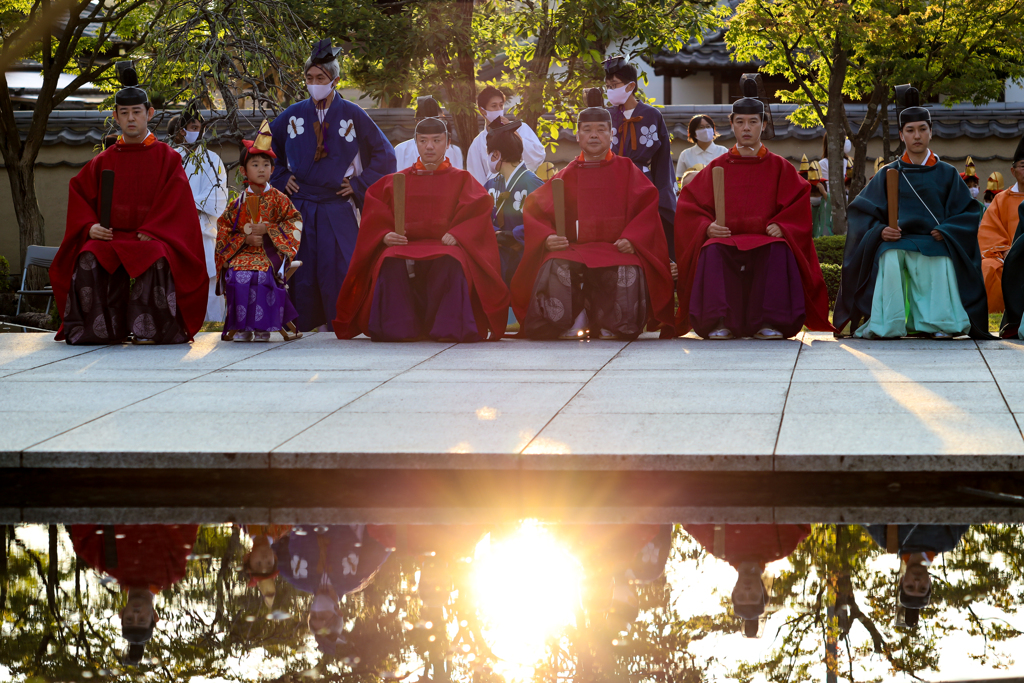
999, 201, 1024, 337
834, 159, 992, 339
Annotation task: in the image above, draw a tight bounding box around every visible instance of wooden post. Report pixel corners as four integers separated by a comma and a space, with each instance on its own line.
552, 177, 566, 238
393, 172, 406, 236
99, 169, 114, 229
886, 168, 900, 230
712, 166, 726, 226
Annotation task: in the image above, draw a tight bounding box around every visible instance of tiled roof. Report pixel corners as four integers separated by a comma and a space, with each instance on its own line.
653, 28, 762, 73
15, 103, 1024, 149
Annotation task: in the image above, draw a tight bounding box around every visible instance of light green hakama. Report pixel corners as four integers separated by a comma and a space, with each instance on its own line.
854, 249, 971, 338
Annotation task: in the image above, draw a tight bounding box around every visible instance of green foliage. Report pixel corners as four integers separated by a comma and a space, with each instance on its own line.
0, 255, 11, 293
820, 263, 842, 308
814, 235, 846, 267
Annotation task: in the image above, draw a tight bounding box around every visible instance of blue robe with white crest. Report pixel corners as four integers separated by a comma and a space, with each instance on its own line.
270, 95, 396, 331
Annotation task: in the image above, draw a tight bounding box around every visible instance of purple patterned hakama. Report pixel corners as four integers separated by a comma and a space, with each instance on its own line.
223, 268, 298, 332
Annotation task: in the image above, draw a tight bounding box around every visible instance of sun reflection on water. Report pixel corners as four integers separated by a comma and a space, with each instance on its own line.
471, 522, 582, 681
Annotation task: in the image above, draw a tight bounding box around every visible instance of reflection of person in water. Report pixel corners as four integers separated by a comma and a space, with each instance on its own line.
865, 524, 969, 623
240, 524, 293, 609
275, 525, 391, 656
70, 524, 199, 666
683, 524, 811, 635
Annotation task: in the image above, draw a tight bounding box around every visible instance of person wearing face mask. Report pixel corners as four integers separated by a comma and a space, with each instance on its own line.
268, 38, 397, 334
333, 116, 509, 342
676, 115, 728, 181
960, 157, 981, 199
394, 96, 463, 171
510, 105, 674, 340
483, 120, 544, 286
675, 74, 833, 340
835, 85, 991, 340
602, 56, 677, 253
169, 101, 228, 323
274, 525, 390, 655
466, 86, 546, 186
979, 140, 1024, 314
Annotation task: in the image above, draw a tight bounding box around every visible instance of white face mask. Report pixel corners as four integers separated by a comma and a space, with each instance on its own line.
696, 128, 715, 143
312, 594, 337, 613
483, 108, 504, 123
606, 84, 633, 107
488, 154, 501, 174
843, 139, 852, 155
183, 130, 200, 144
970, 186, 980, 198
307, 83, 334, 102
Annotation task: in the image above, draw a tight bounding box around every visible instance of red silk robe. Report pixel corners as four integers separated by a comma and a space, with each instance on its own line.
71, 524, 199, 590
674, 146, 833, 334
51, 137, 208, 340
333, 164, 509, 339
510, 153, 674, 327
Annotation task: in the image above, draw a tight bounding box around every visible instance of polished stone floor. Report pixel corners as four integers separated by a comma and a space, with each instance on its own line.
3, 331, 1024, 474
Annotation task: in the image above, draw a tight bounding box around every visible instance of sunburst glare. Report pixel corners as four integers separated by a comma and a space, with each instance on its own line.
471, 522, 582, 681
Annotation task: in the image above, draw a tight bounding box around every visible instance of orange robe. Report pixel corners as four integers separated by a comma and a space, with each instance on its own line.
979, 186, 1024, 312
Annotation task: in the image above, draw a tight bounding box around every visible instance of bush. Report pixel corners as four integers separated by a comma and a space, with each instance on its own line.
0, 255, 10, 293
814, 235, 846, 266
820, 262, 842, 307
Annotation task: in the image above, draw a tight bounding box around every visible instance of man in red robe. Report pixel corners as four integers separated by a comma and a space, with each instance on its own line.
71, 524, 198, 665
334, 116, 508, 341
51, 61, 207, 345
675, 75, 832, 339
510, 106, 673, 339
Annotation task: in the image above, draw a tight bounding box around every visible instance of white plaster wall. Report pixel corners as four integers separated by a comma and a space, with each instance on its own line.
671, 73, 716, 105
1005, 79, 1024, 103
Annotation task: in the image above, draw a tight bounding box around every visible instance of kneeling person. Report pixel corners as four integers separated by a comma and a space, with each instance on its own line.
834, 85, 991, 339
510, 107, 674, 340
215, 121, 303, 341
50, 62, 207, 345
334, 117, 509, 342
675, 75, 832, 339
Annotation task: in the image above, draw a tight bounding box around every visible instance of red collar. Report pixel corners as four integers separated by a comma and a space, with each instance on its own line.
901, 149, 937, 166
729, 144, 768, 159
117, 132, 156, 147
576, 150, 615, 163
414, 158, 452, 173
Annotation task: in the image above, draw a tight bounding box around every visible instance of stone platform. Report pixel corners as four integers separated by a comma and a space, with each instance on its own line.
3, 331, 1024, 523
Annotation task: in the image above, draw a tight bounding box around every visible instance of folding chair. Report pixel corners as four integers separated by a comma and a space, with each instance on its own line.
15, 245, 59, 316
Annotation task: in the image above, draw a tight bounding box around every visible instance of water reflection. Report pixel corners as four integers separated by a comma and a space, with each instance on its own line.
1, 522, 1022, 682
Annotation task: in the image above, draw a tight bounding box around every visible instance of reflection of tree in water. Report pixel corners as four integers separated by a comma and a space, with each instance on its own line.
728, 525, 1024, 683
2, 524, 1021, 683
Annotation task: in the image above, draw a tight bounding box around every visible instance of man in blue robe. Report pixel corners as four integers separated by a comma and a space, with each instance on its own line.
834, 85, 992, 339
270, 38, 397, 331
483, 120, 544, 286
602, 56, 676, 252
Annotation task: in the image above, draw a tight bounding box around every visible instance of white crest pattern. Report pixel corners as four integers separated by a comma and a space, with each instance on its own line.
338, 119, 356, 143
513, 189, 528, 212
291, 555, 308, 578
639, 125, 658, 148
288, 116, 305, 139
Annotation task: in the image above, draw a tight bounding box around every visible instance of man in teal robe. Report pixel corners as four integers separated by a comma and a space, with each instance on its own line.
834, 85, 992, 339
999, 202, 1024, 337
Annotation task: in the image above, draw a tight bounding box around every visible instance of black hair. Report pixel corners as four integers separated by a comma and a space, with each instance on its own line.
728, 112, 767, 124
584, 87, 605, 108
486, 130, 523, 164
603, 56, 638, 85
687, 115, 715, 143
477, 86, 505, 109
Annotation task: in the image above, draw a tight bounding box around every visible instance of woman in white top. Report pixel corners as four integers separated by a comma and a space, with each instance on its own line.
675, 115, 728, 179
169, 104, 228, 323
393, 96, 463, 171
